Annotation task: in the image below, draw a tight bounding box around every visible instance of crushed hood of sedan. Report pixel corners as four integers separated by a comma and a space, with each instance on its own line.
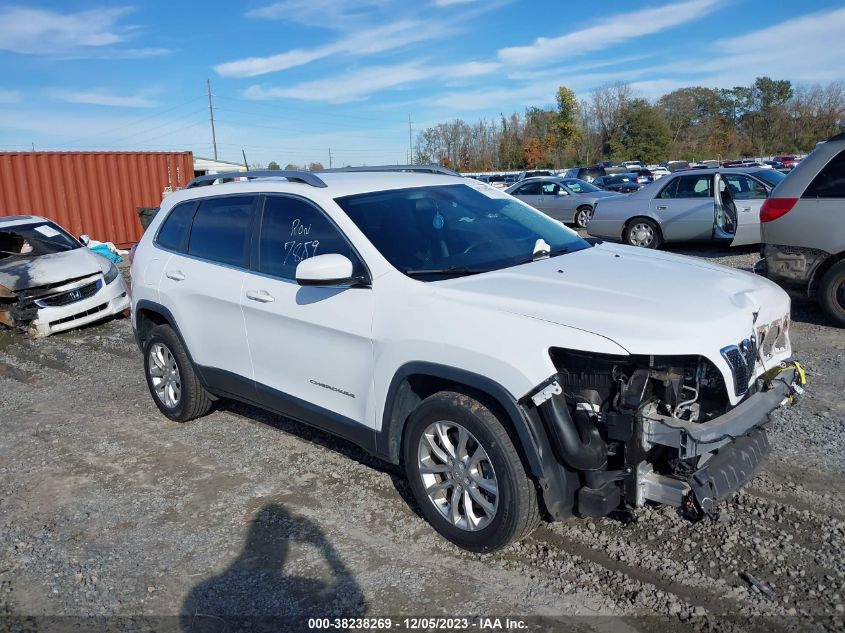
0, 230, 108, 335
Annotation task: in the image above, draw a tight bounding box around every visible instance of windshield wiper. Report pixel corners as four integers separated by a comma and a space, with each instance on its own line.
405, 266, 488, 277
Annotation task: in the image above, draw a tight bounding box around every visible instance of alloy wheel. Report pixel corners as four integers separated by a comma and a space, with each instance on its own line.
629, 222, 655, 247
417, 421, 499, 531
575, 208, 590, 229
148, 342, 181, 408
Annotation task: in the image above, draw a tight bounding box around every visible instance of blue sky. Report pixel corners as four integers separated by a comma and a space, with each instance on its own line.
0, 0, 843, 166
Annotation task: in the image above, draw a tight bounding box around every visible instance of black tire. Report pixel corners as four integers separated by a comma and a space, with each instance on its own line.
403, 391, 540, 552
574, 206, 592, 229
818, 260, 845, 327
623, 217, 662, 249
143, 324, 212, 422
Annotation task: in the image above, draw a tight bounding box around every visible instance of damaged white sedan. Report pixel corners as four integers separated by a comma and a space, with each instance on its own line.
0, 215, 130, 337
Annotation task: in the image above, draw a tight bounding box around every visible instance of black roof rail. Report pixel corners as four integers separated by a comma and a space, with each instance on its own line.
185, 170, 327, 189
317, 164, 461, 177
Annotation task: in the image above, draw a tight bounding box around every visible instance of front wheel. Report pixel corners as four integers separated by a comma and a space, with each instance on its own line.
574, 206, 592, 229
818, 260, 845, 327
143, 324, 212, 422
403, 391, 540, 552
624, 217, 662, 249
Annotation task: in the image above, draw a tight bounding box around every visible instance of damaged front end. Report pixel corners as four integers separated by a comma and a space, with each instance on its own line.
0, 274, 104, 335
523, 348, 806, 522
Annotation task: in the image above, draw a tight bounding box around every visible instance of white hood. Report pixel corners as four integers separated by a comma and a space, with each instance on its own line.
435, 242, 790, 358
0, 248, 105, 291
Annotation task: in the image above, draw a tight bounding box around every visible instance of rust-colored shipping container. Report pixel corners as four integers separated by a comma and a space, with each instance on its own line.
0, 151, 194, 248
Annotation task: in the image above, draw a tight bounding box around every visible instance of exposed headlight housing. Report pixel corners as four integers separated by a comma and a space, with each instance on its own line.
103, 262, 120, 285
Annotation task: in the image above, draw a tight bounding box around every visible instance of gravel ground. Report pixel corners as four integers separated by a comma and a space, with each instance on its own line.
0, 251, 844, 633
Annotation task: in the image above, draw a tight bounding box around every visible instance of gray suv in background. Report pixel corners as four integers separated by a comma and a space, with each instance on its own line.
757, 132, 845, 326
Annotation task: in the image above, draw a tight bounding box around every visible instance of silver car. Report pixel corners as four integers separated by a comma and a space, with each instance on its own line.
587, 167, 785, 248
756, 132, 845, 326
505, 177, 622, 228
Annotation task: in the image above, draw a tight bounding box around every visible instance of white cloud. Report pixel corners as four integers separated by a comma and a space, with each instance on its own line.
49, 89, 158, 108
0, 90, 22, 104
246, 0, 391, 29
245, 62, 435, 103
497, 0, 720, 67
243, 59, 500, 103
0, 6, 171, 59
0, 6, 131, 55
215, 19, 459, 77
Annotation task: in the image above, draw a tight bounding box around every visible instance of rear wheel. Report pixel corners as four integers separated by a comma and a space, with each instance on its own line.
624, 217, 662, 249
818, 260, 845, 327
574, 206, 592, 229
143, 324, 212, 422
403, 391, 540, 552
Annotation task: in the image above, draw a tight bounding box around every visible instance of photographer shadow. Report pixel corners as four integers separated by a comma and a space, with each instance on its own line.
181, 503, 367, 633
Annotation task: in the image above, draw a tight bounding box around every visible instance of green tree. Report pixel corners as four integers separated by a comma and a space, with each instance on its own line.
267, 161, 280, 170
609, 99, 671, 163
555, 86, 580, 166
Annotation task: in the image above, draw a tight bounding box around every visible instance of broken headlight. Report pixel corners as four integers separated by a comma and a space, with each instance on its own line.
103, 262, 120, 285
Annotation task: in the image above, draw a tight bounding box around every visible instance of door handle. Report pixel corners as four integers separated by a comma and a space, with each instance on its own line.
165, 270, 185, 281
740, 207, 752, 212
656, 205, 668, 210
246, 290, 275, 303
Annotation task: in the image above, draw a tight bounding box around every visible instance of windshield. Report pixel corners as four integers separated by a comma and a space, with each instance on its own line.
336, 183, 590, 280
560, 178, 600, 193
0, 221, 81, 260
753, 169, 786, 188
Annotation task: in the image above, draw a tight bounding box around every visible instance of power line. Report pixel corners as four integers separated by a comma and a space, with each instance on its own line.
55, 94, 206, 148
213, 93, 407, 125
212, 108, 399, 140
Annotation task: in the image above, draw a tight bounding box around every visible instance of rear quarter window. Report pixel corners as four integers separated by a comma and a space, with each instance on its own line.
155, 201, 196, 252
803, 149, 845, 198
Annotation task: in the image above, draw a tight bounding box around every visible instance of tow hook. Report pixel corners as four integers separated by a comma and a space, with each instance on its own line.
764, 360, 807, 406
678, 492, 719, 523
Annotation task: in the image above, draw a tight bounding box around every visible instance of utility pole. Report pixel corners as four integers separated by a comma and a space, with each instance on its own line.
207, 79, 218, 160
408, 114, 413, 164
242, 149, 249, 170
328, 148, 332, 169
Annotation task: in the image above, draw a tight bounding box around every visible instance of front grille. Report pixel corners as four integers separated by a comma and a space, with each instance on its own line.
35, 279, 102, 308
49, 303, 108, 326
721, 335, 757, 397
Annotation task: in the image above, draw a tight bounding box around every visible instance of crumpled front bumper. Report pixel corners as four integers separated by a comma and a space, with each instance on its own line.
642, 363, 805, 459
29, 275, 130, 337
637, 362, 806, 515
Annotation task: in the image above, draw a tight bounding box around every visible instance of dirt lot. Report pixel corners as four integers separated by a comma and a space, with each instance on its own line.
1, 247, 844, 632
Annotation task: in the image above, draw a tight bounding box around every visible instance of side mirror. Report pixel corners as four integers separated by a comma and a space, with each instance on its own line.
296, 254, 362, 287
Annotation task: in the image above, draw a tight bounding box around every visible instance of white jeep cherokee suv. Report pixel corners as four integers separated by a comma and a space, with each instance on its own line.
131, 166, 805, 552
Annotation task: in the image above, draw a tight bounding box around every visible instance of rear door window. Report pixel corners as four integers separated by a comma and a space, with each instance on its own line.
514, 182, 543, 195
156, 201, 196, 252
662, 175, 712, 198
803, 149, 845, 198
187, 196, 255, 267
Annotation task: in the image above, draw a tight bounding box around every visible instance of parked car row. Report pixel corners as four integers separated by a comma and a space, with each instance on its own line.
504, 177, 621, 228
